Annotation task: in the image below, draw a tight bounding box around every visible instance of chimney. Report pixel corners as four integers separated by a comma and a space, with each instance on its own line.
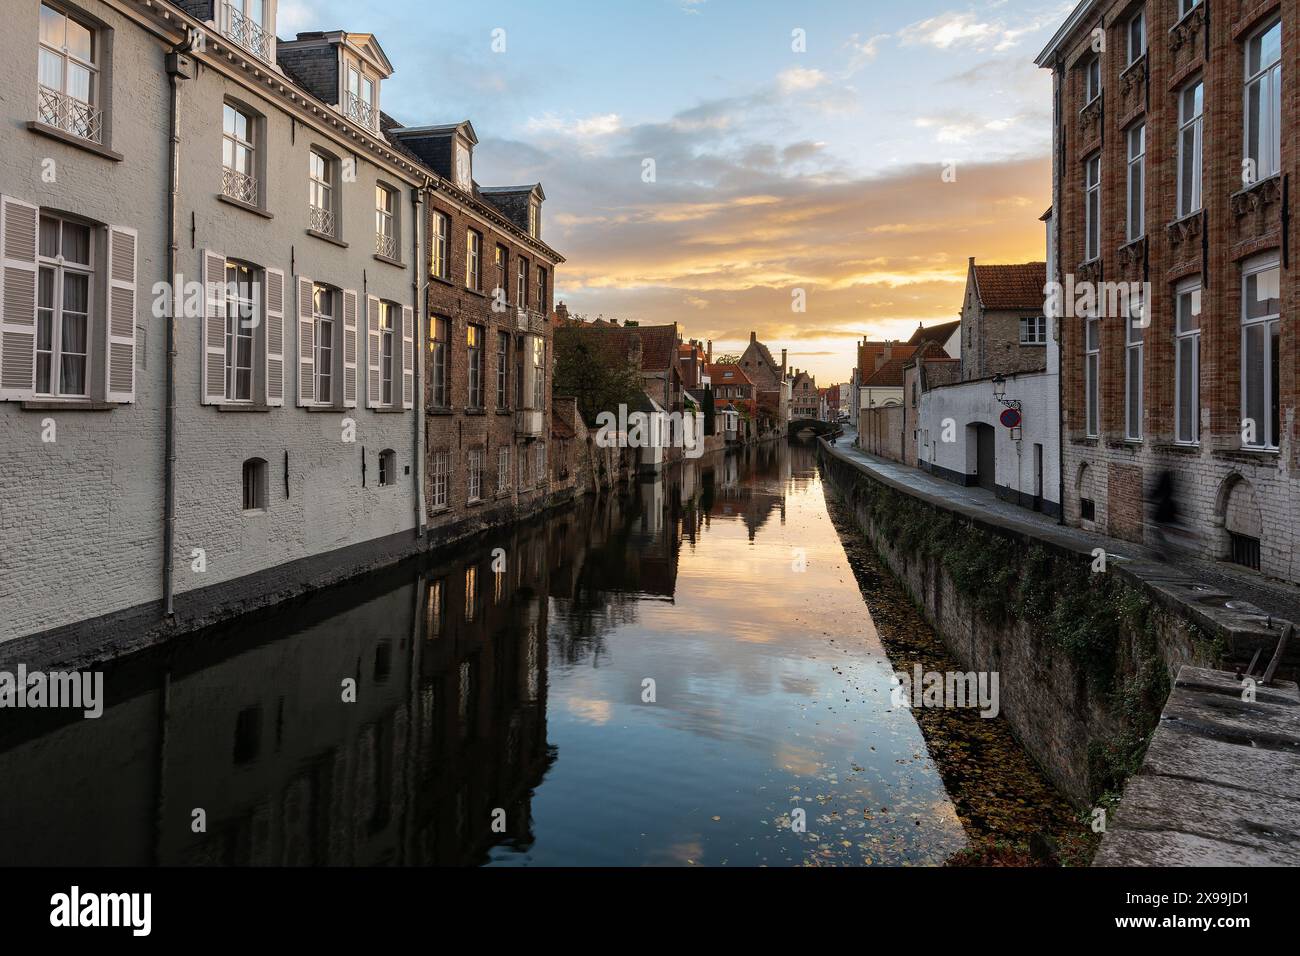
749, 331, 757, 344
706, 339, 712, 363
780, 348, 787, 372
554, 301, 570, 325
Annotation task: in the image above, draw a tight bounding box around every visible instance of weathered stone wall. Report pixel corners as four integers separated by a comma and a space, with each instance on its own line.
819, 444, 1218, 806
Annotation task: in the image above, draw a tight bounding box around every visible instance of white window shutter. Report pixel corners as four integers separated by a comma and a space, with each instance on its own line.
0, 195, 39, 400
296, 275, 314, 405
104, 225, 137, 403
201, 249, 227, 404
401, 304, 414, 409
366, 294, 381, 408
264, 267, 285, 406
342, 287, 359, 408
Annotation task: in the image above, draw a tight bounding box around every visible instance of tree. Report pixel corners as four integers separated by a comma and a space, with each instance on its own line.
552, 327, 644, 427
703, 386, 716, 436
714, 353, 740, 365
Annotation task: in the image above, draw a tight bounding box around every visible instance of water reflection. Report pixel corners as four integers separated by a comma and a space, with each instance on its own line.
0, 441, 981, 866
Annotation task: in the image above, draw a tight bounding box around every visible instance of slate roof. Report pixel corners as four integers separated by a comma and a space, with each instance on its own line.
907, 319, 961, 348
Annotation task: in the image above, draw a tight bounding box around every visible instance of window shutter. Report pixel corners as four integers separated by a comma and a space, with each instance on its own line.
201, 249, 227, 404
401, 304, 414, 409
0, 195, 38, 400
342, 288, 359, 408
104, 225, 138, 403
264, 267, 285, 406
296, 275, 314, 405
366, 295, 381, 408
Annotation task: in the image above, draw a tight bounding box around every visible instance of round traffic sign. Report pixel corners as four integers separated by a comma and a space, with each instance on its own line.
999, 408, 1022, 429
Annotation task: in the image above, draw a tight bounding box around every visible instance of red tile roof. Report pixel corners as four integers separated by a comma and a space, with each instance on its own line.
863, 357, 910, 388
565, 323, 680, 372
707, 363, 752, 386
907, 319, 960, 347
972, 262, 1047, 311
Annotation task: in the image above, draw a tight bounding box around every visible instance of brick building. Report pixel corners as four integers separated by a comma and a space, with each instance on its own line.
386, 120, 563, 539
1038, 0, 1298, 580
790, 369, 818, 419
960, 260, 1050, 379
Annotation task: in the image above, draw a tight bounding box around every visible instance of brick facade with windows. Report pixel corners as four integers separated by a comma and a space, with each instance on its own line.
1039, 0, 1298, 581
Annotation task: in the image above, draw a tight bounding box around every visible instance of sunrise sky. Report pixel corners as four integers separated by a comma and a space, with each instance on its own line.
281, 0, 1072, 382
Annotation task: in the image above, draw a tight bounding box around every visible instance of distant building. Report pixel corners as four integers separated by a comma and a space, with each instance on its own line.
790, 369, 817, 419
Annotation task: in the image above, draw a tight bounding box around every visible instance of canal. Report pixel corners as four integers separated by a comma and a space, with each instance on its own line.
0, 440, 1085, 866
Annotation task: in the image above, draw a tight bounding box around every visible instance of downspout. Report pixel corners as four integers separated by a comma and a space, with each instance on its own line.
412, 178, 429, 541
162, 37, 194, 618
1054, 55, 1066, 526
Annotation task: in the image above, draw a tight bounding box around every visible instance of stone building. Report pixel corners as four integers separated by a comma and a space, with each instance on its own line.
789, 369, 817, 419
960, 259, 1050, 380
1038, 0, 1297, 579
738, 330, 790, 427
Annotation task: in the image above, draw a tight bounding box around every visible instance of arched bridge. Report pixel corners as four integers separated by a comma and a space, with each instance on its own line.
788, 418, 840, 438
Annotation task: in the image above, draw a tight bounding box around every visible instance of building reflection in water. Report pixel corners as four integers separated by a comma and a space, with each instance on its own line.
0, 442, 812, 867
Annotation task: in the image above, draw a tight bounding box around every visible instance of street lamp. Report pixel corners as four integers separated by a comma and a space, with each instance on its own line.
991, 373, 1007, 401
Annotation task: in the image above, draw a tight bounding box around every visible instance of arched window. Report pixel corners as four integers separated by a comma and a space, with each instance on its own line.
242, 458, 267, 511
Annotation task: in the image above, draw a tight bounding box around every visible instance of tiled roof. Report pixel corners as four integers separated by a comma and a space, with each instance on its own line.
973, 262, 1047, 311
863, 357, 910, 388
907, 319, 960, 347
706, 363, 752, 386
565, 323, 680, 373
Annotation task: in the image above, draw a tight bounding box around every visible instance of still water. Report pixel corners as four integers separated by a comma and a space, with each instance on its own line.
0, 441, 1073, 866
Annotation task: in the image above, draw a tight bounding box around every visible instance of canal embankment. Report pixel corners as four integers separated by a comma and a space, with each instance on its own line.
817, 435, 1300, 863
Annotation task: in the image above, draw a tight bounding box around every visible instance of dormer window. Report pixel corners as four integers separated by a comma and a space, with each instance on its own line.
221, 0, 273, 62
528, 200, 540, 238
344, 60, 378, 130
454, 140, 472, 191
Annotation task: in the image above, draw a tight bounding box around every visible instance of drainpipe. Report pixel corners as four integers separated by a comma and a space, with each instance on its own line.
1054, 55, 1066, 526
412, 179, 428, 540
162, 37, 195, 618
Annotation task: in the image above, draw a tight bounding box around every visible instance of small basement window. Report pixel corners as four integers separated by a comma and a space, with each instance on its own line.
242, 457, 267, 511
1229, 532, 1261, 571
378, 449, 396, 487
1080, 497, 1096, 522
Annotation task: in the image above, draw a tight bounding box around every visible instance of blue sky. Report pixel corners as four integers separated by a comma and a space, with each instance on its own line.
281, 0, 1074, 380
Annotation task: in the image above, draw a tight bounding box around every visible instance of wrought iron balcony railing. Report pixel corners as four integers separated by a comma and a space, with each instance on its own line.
375, 232, 398, 259
310, 204, 336, 237
222, 166, 258, 205
344, 91, 377, 130
37, 85, 102, 144
222, 2, 272, 61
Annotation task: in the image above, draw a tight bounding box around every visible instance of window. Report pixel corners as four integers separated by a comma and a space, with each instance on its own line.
242, 458, 267, 511
535, 444, 546, 485
378, 449, 396, 487
1126, 123, 1145, 241
1084, 153, 1101, 261
519, 445, 529, 487
379, 300, 396, 406
1245, 19, 1282, 184
308, 150, 336, 236
466, 230, 481, 290
468, 449, 482, 502
36, 214, 92, 397
222, 0, 272, 61
497, 446, 510, 494
1126, 9, 1145, 65
1125, 291, 1144, 440
1178, 80, 1204, 217
517, 257, 529, 309
1019, 315, 1047, 345
429, 316, 449, 407
495, 244, 509, 303
1084, 315, 1100, 438
37, 3, 101, 143
532, 336, 546, 410
537, 267, 548, 313
312, 284, 335, 404
224, 262, 256, 402
1179, 0, 1202, 17
497, 330, 509, 408
1175, 280, 1201, 444
431, 211, 450, 280
1241, 257, 1280, 449
345, 62, 377, 129
222, 104, 257, 205
1084, 55, 1101, 104
376, 185, 397, 259
431, 451, 449, 509
467, 323, 484, 409
528, 200, 539, 238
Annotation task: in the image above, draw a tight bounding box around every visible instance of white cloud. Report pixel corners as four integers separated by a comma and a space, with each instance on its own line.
844, 33, 890, 75
777, 67, 829, 94
526, 112, 623, 138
